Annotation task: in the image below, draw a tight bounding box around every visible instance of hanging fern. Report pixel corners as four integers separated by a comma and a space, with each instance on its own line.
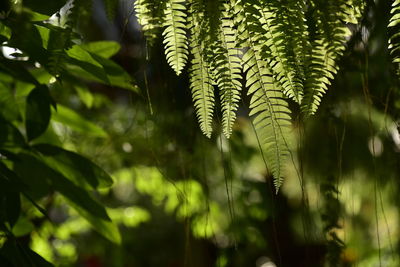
133, 0, 365, 191
162, 0, 189, 75
257, 1, 305, 104
239, 2, 292, 191
212, 9, 242, 138
134, 0, 167, 45
301, 0, 363, 116
188, 0, 215, 138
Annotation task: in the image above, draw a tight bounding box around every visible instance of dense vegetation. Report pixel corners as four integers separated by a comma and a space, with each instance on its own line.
0, 0, 400, 266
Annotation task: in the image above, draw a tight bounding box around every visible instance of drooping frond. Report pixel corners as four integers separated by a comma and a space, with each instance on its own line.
162, 0, 189, 75
301, 0, 363, 116
389, 0, 400, 76
134, 0, 167, 45
188, 0, 215, 138
210, 6, 242, 138
236, 1, 292, 191
257, 1, 306, 104
245, 48, 292, 192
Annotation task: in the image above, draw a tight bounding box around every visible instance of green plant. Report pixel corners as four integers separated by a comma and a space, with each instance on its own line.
0, 0, 136, 265
1, 0, 400, 266
134, 0, 366, 190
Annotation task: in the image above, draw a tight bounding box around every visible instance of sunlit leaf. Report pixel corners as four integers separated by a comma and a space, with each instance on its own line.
0, 239, 53, 267
34, 24, 51, 49
74, 83, 94, 108
51, 105, 107, 137
66, 45, 110, 84
81, 41, 121, 58
90, 53, 139, 92
13, 153, 119, 243
34, 144, 114, 189
12, 216, 35, 237
67, 201, 121, 244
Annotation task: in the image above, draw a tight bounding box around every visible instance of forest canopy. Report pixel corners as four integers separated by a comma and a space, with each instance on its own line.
0, 0, 400, 266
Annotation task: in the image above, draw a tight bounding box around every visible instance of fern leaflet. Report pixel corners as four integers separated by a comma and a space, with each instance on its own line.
188, 0, 215, 138
163, 0, 189, 75
301, 0, 363, 116
237, 2, 292, 191
134, 0, 166, 45
211, 9, 242, 138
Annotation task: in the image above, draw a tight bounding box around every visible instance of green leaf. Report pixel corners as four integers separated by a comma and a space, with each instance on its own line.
13, 153, 120, 243
25, 85, 51, 141
52, 173, 111, 221
81, 41, 121, 58
33, 144, 114, 189
0, 239, 53, 267
90, 53, 139, 92
12, 216, 35, 237
67, 44, 102, 65
66, 45, 110, 84
54, 175, 121, 244
51, 105, 107, 137
74, 83, 94, 108
67, 201, 121, 244
34, 24, 51, 49
30, 123, 62, 146
66, 44, 138, 91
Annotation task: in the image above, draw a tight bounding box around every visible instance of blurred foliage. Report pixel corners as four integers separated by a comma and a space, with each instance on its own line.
1, 0, 400, 267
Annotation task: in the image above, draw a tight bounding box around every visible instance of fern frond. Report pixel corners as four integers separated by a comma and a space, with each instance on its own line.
237, 2, 292, 191
134, 0, 166, 45
301, 0, 361, 116
189, 50, 215, 138
188, 0, 215, 138
163, 0, 189, 75
245, 47, 292, 191
257, 1, 305, 104
211, 7, 242, 138
389, 0, 400, 76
